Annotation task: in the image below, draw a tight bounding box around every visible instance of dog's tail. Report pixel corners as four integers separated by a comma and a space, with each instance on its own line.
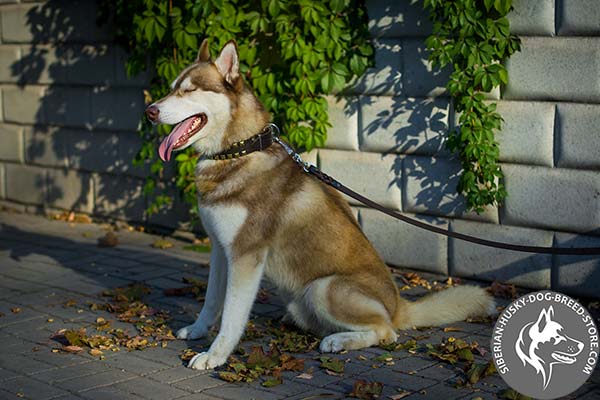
393, 285, 495, 329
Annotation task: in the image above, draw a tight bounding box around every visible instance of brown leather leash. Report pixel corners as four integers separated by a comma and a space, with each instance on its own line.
265, 124, 600, 256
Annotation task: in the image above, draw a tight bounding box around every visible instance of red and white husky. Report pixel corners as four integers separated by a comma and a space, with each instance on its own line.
146, 40, 495, 370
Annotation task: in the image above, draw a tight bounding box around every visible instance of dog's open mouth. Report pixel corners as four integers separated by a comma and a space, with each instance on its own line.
552, 351, 577, 364
158, 113, 207, 161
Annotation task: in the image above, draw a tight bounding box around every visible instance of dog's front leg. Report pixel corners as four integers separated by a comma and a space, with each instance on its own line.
187, 250, 266, 370
177, 241, 227, 340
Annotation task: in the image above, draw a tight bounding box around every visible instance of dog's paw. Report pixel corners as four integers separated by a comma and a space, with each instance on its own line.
187, 352, 227, 370
176, 324, 208, 340
319, 335, 345, 353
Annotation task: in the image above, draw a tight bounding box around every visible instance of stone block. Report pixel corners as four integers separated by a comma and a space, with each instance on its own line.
501, 164, 600, 234
556, 103, 600, 170
0, 45, 20, 83
23, 125, 68, 167
94, 172, 145, 221
449, 219, 552, 288
318, 149, 402, 210
553, 233, 600, 298
359, 207, 448, 274
18, 44, 68, 84
0, 163, 4, 199
46, 168, 93, 213
0, 4, 38, 43
359, 96, 449, 155
90, 86, 144, 131
495, 101, 554, 167
4, 163, 46, 204
367, 0, 433, 38
2, 85, 45, 124
115, 47, 153, 87
403, 155, 499, 223
44, 86, 91, 127
402, 39, 451, 98
324, 95, 359, 151
0, 123, 23, 162
504, 37, 600, 103
350, 39, 403, 96
557, 0, 600, 35
66, 44, 115, 85
509, 0, 555, 36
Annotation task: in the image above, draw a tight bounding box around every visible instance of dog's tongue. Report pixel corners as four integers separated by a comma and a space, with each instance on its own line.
158, 116, 196, 162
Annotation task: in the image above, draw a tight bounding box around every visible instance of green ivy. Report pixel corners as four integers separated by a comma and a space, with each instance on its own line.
423, 0, 521, 212
98, 0, 373, 219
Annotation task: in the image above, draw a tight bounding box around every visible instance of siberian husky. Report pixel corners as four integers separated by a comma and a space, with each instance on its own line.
146, 40, 494, 370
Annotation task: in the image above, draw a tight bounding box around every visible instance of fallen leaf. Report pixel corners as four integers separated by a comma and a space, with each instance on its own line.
350, 379, 383, 399
10, 307, 21, 313
499, 389, 532, 400
319, 356, 345, 374
374, 353, 394, 362
151, 238, 174, 249
181, 348, 198, 362
64, 299, 77, 307
89, 349, 103, 357
296, 372, 314, 380
183, 244, 211, 253
62, 345, 84, 353
487, 281, 517, 299
262, 376, 283, 387
98, 231, 118, 248
443, 326, 462, 332
389, 391, 411, 400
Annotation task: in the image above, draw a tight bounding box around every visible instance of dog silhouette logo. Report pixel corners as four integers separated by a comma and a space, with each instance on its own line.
515, 306, 584, 390
492, 291, 598, 399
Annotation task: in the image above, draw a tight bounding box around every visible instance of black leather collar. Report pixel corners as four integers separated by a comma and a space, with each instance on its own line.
210, 125, 274, 160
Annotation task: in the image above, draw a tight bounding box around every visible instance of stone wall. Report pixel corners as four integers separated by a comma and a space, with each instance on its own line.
0, 0, 598, 297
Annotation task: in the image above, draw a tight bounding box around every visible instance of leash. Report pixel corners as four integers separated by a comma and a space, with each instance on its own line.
266, 124, 600, 256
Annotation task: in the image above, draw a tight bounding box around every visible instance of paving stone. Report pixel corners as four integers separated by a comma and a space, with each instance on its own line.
401, 382, 471, 399
359, 208, 448, 274
509, 0, 555, 36
103, 352, 171, 376
495, 101, 554, 167
204, 385, 284, 400
350, 39, 403, 96
0, 376, 69, 400
324, 95, 359, 151
504, 37, 600, 103
148, 366, 208, 384
402, 39, 451, 98
30, 362, 107, 383
557, 0, 600, 35
449, 219, 552, 289
501, 164, 600, 234
318, 149, 402, 210
112, 376, 191, 400
367, 0, 433, 38
359, 96, 449, 156
0, 124, 23, 163
56, 369, 136, 392
79, 385, 145, 400
553, 233, 600, 298
556, 103, 600, 170
403, 155, 499, 223
171, 372, 226, 392
415, 363, 458, 382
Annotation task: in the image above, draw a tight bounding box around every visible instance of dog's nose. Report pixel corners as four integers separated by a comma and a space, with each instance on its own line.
145, 105, 159, 122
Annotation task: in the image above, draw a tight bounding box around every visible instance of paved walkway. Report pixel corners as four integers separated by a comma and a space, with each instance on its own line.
0, 211, 597, 400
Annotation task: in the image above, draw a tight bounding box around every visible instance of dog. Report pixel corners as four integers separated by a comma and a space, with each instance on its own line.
515, 306, 584, 389
145, 39, 495, 370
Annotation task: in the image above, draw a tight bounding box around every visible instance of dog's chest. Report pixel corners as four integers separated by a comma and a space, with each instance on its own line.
199, 204, 247, 252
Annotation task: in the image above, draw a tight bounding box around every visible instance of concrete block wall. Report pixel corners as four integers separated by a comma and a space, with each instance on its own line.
0, 0, 598, 296
0, 0, 164, 227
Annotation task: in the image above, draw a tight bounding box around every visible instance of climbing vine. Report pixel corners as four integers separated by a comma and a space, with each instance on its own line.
424, 0, 521, 212
98, 0, 373, 218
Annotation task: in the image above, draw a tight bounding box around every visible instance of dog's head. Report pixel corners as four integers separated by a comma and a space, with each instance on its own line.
146, 39, 268, 161
515, 306, 584, 389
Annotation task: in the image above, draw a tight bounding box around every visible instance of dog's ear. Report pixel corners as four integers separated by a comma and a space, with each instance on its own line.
215, 40, 240, 86
196, 39, 211, 63
534, 307, 552, 333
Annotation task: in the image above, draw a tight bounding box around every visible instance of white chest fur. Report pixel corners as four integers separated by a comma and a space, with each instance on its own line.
198, 204, 248, 258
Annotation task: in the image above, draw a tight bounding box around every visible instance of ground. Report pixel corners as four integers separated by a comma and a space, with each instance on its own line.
0, 211, 598, 400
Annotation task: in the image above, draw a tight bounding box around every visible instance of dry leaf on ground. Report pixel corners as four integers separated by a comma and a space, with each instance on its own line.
98, 231, 118, 247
